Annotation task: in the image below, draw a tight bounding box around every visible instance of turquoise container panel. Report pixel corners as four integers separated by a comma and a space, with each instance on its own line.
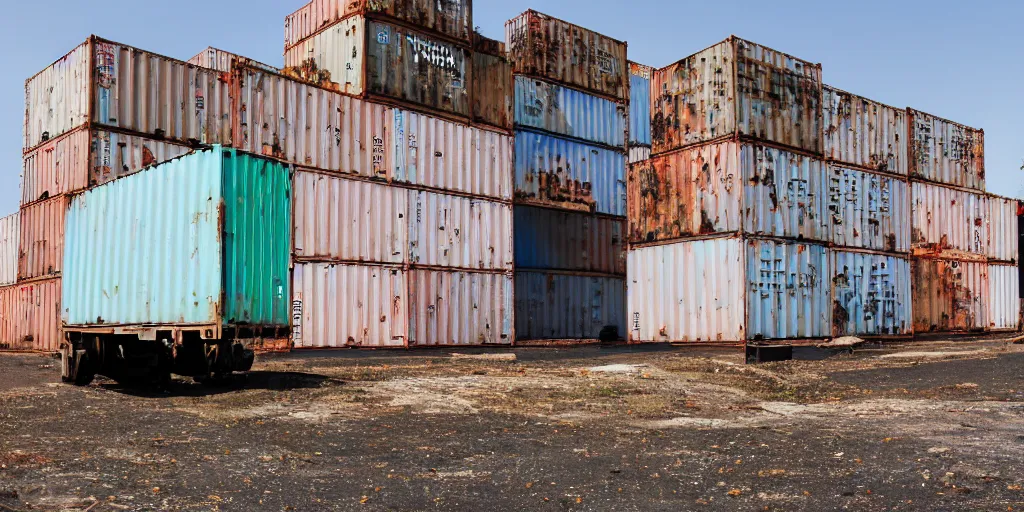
63, 149, 224, 326
629, 71, 651, 146
514, 76, 626, 148
746, 240, 831, 340
514, 130, 627, 216
221, 150, 293, 327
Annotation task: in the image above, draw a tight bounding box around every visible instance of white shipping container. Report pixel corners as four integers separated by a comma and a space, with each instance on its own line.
0, 213, 20, 286
24, 42, 90, 150
283, 16, 364, 95
187, 47, 278, 73
988, 196, 1018, 263
988, 264, 1020, 331
408, 270, 514, 346
908, 109, 985, 191
409, 191, 513, 271
822, 85, 907, 175
911, 182, 987, 258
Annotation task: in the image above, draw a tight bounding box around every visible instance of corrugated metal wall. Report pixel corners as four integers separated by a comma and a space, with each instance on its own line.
187, 47, 278, 73
293, 170, 409, 264
514, 206, 625, 275
911, 182, 987, 258
514, 130, 626, 216
292, 262, 408, 348
628, 147, 651, 165
628, 62, 652, 147
0, 278, 62, 352
627, 238, 746, 343
988, 264, 1020, 331
505, 11, 628, 102
282, 17, 365, 95
822, 86, 907, 175
18, 196, 68, 281
627, 140, 742, 244
0, 213, 19, 286
284, 0, 472, 49
24, 41, 91, 150
651, 42, 734, 154
912, 258, 988, 333
746, 240, 831, 340
830, 251, 912, 337
827, 165, 910, 252
408, 270, 514, 346
408, 191, 513, 271
908, 109, 985, 191
742, 145, 828, 241
471, 43, 513, 132
987, 196, 1018, 263
514, 271, 626, 340
513, 76, 627, 148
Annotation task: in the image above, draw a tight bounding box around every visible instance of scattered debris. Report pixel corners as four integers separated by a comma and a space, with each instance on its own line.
817, 337, 864, 349
450, 353, 517, 363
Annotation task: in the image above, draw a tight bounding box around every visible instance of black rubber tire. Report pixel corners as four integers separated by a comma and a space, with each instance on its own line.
61, 346, 95, 387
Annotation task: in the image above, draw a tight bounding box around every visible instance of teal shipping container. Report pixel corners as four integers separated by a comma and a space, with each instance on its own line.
62, 146, 292, 335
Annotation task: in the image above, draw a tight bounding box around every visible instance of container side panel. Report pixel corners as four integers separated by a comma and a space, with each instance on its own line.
651, 42, 735, 154
25, 42, 91, 149
513, 76, 627, 148
0, 278, 62, 352
513, 206, 626, 275
188, 47, 279, 74
18, 196, 69, 281
282, 17, 365, 95
912, 258, 988, 333
911, 182, 987, 259
908, 109, 985, 190
988, 197, 1018, 262
472, 51, 513, 131
284, 0, 472, 48
0, 213, 19, 286
742, 144, 828, 242
408, 270, 513, 346
746, 240, 831, 340
988, 264, 1020, 331
514, 131, 626, 216
62, 150, 223, 326
409, 191, 513, 271
514, 271, 626, 341
822, 85, 907, 175
628, 62, 652, 147
830, 251, 912, 336
21, 128, 90, 206
292, 262, 408, 348
627, 238, 746, 343
826, 165, 910, 252
628, 146, 651, 165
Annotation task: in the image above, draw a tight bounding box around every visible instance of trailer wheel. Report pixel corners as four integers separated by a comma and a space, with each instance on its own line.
60, 343, 95, 387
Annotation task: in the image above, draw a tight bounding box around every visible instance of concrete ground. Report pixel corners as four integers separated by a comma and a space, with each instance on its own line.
1, 336, 1023, 511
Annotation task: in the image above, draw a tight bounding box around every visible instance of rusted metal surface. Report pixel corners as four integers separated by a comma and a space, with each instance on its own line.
514, 270, 626, 341
746, 240, 831, 340
628, 146, 650, 165
628, 62, 652, 147
912, 258, 988, 333
0, 278, 61, 352
18, 196, 68, 281
187, 47, 278, 73
392, 107, 513, 200
652, 38, 822, 156
827, 165, 910, 252
283, 16, 364, 95
293, 170, 408, 264
742, 144, 827, 241
988, 263, 1020, 331
911, 182, 987, 260
232, 66, 392, 180
908, 109, 985, 191
284, 0, 472, 49
408, 270, 513, 346
513, 76, 627, 148
987, 195, 1018, 263
627, 140, 742, 244
514, 206, 626, 275
627, 237, 746, 343
830, 251, 912, 337
408, 191, 513, 271
472, 34, 513, 132
822, 85, 907, 175
292, 262, 408, 348
514, 130, 626, 216
24, 40, 90, 150
505, 10, 628, 102
0, 213, 19, 286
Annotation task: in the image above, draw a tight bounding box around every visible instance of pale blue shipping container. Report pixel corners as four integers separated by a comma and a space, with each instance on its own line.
830, 251, 912, 337
514, 130, 627, 216
514, 76, 626, 149
628, 63, 651, 147
514, 271, 626, 341
746, 240, 831, 340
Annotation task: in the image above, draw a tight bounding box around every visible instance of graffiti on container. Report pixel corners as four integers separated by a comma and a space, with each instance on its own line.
517, 170, 595, 212
754, 255, 817, 299
95, 43, 116, 89
292, 298, 302, 343
596, 50, 614, 75
406, 34, 457, 70
832, 261, 898, 336
828, 170, 891, 233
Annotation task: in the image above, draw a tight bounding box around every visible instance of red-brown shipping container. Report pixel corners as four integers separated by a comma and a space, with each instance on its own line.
0, 278, 62, 352
912, 257, 988, 333
471, 33, 513, 132
18, 196, 69, 281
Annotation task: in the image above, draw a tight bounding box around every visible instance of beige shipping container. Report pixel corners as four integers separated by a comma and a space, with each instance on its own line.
0, 213, 19, 286
908, 108, 985, 191
822, 85, 907, 175
911, 182, 987, 260
0, 278, 62, 352
988, 263, 1020, 331
19, 196, 69, 281
987, 195, 1019, 263
408, 269, 513, 346
408, 191, 513, 271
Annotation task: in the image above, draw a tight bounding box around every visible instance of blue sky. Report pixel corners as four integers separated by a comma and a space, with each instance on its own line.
1, 0, 1020, 214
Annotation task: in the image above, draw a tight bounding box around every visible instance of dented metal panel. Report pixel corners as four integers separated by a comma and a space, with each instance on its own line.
746, 240, 831, 340
408, 191, 513, 271
987, 196, 1018, 263
651, 42, 734, 154
822, 85, 907, 175
292, 262, 408, 348
0, 213, 19, 286
293, 170, 408, 264
513, 206, 626, 275
514, 271, 626, 340
392, 108, 514, 200
908, 109, 985, 191
187, 47, 278, 73
830, 251, 912, 337
627, 140, 742, 244
743, 145, 828, 241
472, 35, 513, 132
627, 238, 746, 343
408, 270, 513, 346
912, 258, 988, 333
826, 165, 910, 252
233, 67, 392, 179
628, 146, 650, 165
514, 130, 626, 216
284, 0, 472, 49
513, 76, 627, 148
505, 10, 628, 102
988, 263, 1020, 331
628, 62, 652, 147
0, 278, 62, 352
283, 17, 365, 95
19, 196, 68, 281
24, 41, 91, 150
911, 182, 987, 259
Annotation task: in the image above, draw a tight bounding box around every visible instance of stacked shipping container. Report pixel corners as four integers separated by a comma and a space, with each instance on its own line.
506, 10, 628, 341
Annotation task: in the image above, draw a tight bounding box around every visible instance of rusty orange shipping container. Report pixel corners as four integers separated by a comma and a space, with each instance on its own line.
911, 181, 987, 260
912, 258, 988, 333
18, 196, 70, 281
0, 278, 62, 352
471, 33, 513, 132
284, 0, 473, 49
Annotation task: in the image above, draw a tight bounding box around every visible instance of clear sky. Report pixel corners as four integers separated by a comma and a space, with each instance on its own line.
2, 0, 1021, 215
